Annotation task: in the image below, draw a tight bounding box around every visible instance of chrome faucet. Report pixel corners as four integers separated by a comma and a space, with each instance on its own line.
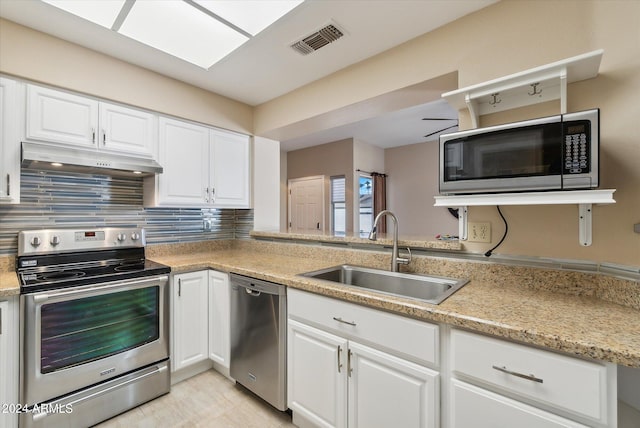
368, 210, 411, 272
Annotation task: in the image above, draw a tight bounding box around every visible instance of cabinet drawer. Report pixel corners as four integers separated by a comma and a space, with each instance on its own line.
451, 379, 588, 428
288, 288, 438, 367
450, 329, 610, 424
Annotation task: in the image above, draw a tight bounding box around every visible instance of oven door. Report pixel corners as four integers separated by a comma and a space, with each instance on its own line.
20, 275, 169, 406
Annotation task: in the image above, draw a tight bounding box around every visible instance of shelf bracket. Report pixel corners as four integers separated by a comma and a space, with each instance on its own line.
458, 206, 468, 241
559, 67, 568, 114
578, 203, 592, 246
464, 94, 479, 128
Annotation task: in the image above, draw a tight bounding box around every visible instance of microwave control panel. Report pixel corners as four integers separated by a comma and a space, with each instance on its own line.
563, 121, 590, 174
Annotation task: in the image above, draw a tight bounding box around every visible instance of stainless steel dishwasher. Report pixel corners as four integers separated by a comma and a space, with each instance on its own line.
230, 273, 287, 411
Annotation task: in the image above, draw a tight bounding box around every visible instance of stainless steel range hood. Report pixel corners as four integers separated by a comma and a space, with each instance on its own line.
21, 142, 163, 176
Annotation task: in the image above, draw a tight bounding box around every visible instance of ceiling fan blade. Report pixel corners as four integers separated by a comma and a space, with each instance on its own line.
424, 124, 458, 138
421, 117, 457, 121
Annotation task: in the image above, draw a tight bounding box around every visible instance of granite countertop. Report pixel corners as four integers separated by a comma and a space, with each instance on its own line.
2, 247, 638, 368
0, 272, 19, 297
151, 248, 640, 368
250, 230, 462, 251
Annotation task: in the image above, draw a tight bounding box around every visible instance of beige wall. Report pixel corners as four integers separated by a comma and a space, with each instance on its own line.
386, 142, 458, 238
0, 18, 252, 133
287, 139, 354, 233
256, 0, 640, 266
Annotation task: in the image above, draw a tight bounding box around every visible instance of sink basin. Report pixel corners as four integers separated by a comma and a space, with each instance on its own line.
300, 264, 469, 304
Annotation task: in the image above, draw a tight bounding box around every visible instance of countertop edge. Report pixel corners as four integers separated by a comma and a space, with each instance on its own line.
160, 254, 640, 369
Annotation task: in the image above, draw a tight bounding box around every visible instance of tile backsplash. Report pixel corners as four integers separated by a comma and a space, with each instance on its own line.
0, 169, 253, 255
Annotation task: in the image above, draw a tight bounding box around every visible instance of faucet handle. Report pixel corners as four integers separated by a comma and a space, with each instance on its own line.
397, 247, 412, 265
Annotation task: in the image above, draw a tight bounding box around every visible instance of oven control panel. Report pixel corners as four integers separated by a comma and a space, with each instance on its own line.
18, 228, 146, 256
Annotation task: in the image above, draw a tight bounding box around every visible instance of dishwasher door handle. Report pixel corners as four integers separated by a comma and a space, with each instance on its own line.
245, 288, 262, 297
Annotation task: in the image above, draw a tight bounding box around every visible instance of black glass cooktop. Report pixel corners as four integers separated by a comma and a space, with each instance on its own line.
17, 248, 171, 293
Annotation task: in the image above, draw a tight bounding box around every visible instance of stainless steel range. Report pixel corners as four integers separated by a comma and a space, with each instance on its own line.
16, 227, 171, 428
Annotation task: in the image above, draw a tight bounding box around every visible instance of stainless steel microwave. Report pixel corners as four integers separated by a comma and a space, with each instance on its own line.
439, 109, 599, 194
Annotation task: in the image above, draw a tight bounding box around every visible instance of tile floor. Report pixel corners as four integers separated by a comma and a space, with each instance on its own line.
94, 369, 295, 428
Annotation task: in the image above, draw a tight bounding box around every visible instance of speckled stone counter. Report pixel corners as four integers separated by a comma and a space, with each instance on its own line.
0, 255, 19, 297
250, 230, 462, 251
149, 240, 640, 368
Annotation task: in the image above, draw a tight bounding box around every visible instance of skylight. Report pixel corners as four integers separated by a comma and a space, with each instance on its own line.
41, 0, 304, 69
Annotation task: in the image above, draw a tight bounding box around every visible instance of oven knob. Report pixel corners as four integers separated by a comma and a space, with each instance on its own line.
50, 236, 61, 246
131, 232, 140, 241
30, 236, 42, 247
117, 233, 127, 242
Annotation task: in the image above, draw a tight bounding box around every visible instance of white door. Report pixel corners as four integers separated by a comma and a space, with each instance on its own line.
210, 129, 250, 208
289, 176, 325, 234
208, 270, 230, 367
288, 319, 348, 428
0, 77, 20, 204
348, 341, 439, 428
450, 380, 589, 428
99, 102, 156, 157
172, 271, 209, 372
158, 117, 210, 206
26, 84, 99, 148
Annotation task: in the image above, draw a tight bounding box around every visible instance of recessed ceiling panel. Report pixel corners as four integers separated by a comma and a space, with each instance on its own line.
41, 0, 125, 28
119, 0, 249, 68
193, 0, 303, 36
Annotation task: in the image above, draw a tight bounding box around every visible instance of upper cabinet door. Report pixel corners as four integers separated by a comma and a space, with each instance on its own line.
26, 85, 99, 148
99, 102, 157, 158
210, 129, 250, 208
157, 117, 210, 206
0, 77, 20, 204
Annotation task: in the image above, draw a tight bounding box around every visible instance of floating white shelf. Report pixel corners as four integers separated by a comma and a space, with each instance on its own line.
434, 189, 616, 247
442, 49, 603, 127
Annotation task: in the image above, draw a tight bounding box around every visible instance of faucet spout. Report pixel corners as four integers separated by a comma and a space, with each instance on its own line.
368, 210, 409, 272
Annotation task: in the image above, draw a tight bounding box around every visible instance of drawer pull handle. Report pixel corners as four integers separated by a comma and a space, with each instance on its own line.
333, 317, 356, 326
492, 365, 544, 384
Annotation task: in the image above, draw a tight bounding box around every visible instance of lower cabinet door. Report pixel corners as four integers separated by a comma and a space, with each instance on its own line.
208, 270, 230, 367
172, 271, 209, 371
451, 379, 589, 428
348, 341, 439, 428
288, 319, 348, 428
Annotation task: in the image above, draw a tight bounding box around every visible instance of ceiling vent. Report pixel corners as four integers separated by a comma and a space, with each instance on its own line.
290, 23, 344, 55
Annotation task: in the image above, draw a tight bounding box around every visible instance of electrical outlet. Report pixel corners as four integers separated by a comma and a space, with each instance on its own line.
468, 222, 491, 243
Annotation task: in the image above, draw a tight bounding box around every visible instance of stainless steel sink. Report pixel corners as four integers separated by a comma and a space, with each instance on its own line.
300, 264, 469, 305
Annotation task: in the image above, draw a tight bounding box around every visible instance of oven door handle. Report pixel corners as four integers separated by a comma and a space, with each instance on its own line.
32, 275, 169, 303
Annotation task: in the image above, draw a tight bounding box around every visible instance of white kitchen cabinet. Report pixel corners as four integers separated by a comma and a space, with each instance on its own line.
172, 271, 209, 372
0, 298, 19, 428
288, 319, 348, 428
348, 341, 438, 428
450, 379, 589, 428
153, 117, 210, 206
210, 128, 250, 208
172, 269, 231, 380
449, 328, 617, 428
287, 289, 439, 428
145, 117, 250, 208
98, 101, 157, 157
208, 269, 230, 368
26, 84, 157, 158
0, 77, 21, 204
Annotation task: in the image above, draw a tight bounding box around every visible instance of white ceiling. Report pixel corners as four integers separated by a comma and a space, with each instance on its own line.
282, 98, 459, 151
0, 0, 497, 149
